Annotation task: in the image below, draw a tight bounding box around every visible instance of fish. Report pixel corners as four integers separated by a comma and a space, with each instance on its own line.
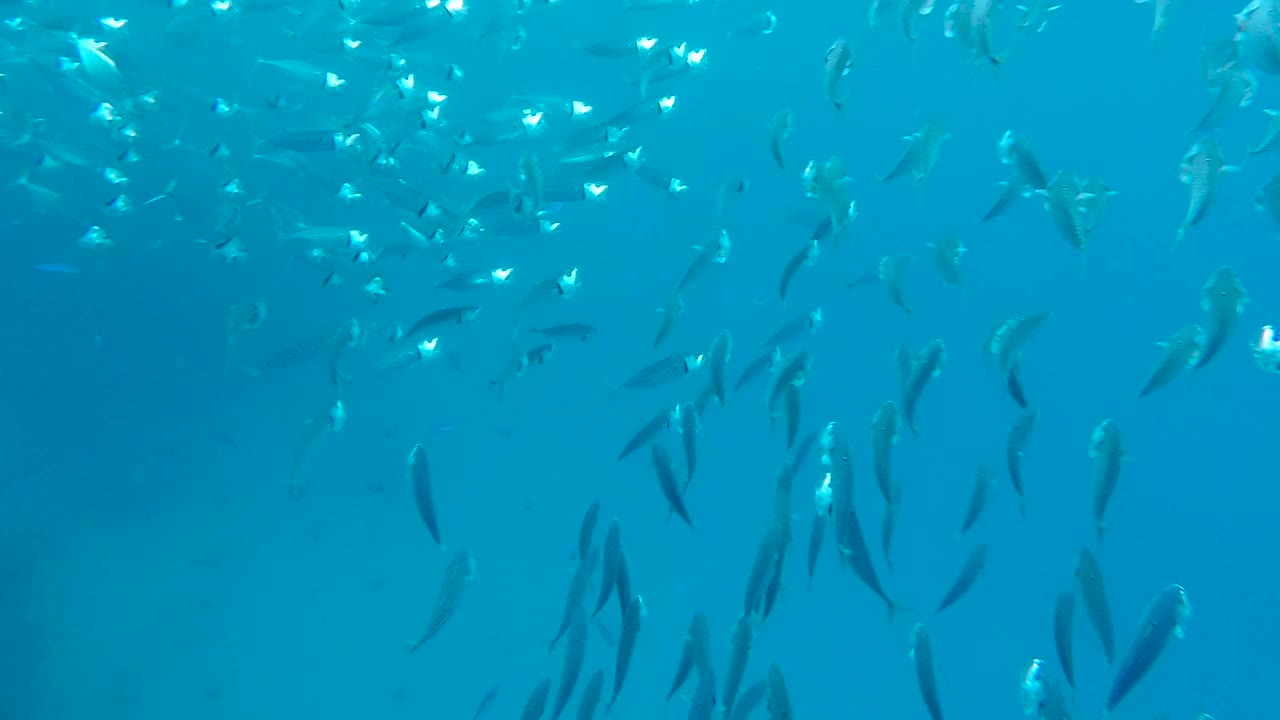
729, 679, 767, 720
654, 291, 684, 348
823, 38, 854, 110
406, 305, 481, 338
1020, 659, 1072, 720
1137, 324, 1205, 398
721, 613, 756, 719
1006, 407, 1038, 516
679, 230, 732, 291
728, 10, 779, 37
593, 519, 623, 617
871, 401, 903, 507
409, 443, 442, 545
802, 157, 857, 239
1176, 139, 1237, 247
677, 401, 700, 482
409, 548, 475, 652
765, 664, 792, 720
958, 465, 990, 535
614, 551, 633, 622
880, 119, 949, 184
910, 624, 944, 720
1197, 266, 1248, 369
1255, 324, 1280, 372
551, 544, 600, 649
901, 0, 938, 40
936, 544, 988, 614
1136, 0, 1178, 39
901, 340, 945, 435
1037, 172, 1090, 251
688, 677, 718, 720
808, 474, 833, 586
618, 408, 677, 461
767, 109, 791, 170
1016, 0, 1062, 32
607, 595, 646, 712
1053, 585, 1076, 689
762, 308, 824, 348
830, 433, 896, 620
744, 521, 788, 617
287, 399, 345, 499
1074, 548, 1115, 665
577, 669, 605, 720
578, 501, 601, 559
1250, 109, 1280, 155
1089, 419, 1126, 539
779, 238, 820, 301
519, 678, 552, 720
534, 323, 599, 341
1191, 66, 1256, 134
474, 683, 503, 720
1256, 173, 1280, 225
652, 444, 693, 527
924, 235, 966, 285
708, 330, 733, 406
881, 254, 915, 317
550, 608, 588, 720
1105, 584, 1192, 711
620, 354, 705, 390
666, 612, 714, 702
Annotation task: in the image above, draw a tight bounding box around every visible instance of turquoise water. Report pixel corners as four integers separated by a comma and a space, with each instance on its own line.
1, 1, 1276, 718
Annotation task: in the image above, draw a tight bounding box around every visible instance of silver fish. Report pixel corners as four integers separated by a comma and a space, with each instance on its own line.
871, 401, 903, 507
1197, 266, 1248, 369
578, 500, 601, 559
1053, 585, 1076, 689
1074, 548, 1115, 666
653, 444, 693, 527
721, 613, 756, 719
959, 465, 990, 535
1105, 584, 1191, 712
666, 612, 714, 702
936, 544, 988, 614
823, 38, 854, 110
1249, 108, 1280, 155
1089, 420, 1126, 539
409, 443, 442, 545
910, 624, 944, 720
679, 230, 732, 291
1137, 324, 1204, 398
1006, 406, 1038, 515
621, 353, 705, 390
593, 519, 623, 617
901, 340, 945, 435
655, 291, 685, 348
551, 544, 600, 648
768, 109, 791, 170
880, 119, 949, 184
551, 608, 588, 720
1191, 66, 1255, 134
1037, 171, 1090, 251
410, 548, 475, 652
779, 238, 820, 301
577, 669, 605, 720
765, 664, 792, 720
1176, 139, 1235, 247
925, 235, 966, 284
708, 330, 733, 407
607, 595, 646, 711
520, 678, 552, 720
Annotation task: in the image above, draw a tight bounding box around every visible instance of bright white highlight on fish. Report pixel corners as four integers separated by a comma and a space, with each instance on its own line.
1255, 325, 1280, 372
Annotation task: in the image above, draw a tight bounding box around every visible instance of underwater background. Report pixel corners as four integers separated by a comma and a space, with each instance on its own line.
1, 0, 1278, 718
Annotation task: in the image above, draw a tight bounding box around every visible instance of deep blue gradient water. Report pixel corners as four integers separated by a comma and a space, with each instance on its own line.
1, 0, 1278, 718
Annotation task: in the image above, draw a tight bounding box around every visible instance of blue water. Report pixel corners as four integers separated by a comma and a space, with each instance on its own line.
1, 1, 1278, 718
